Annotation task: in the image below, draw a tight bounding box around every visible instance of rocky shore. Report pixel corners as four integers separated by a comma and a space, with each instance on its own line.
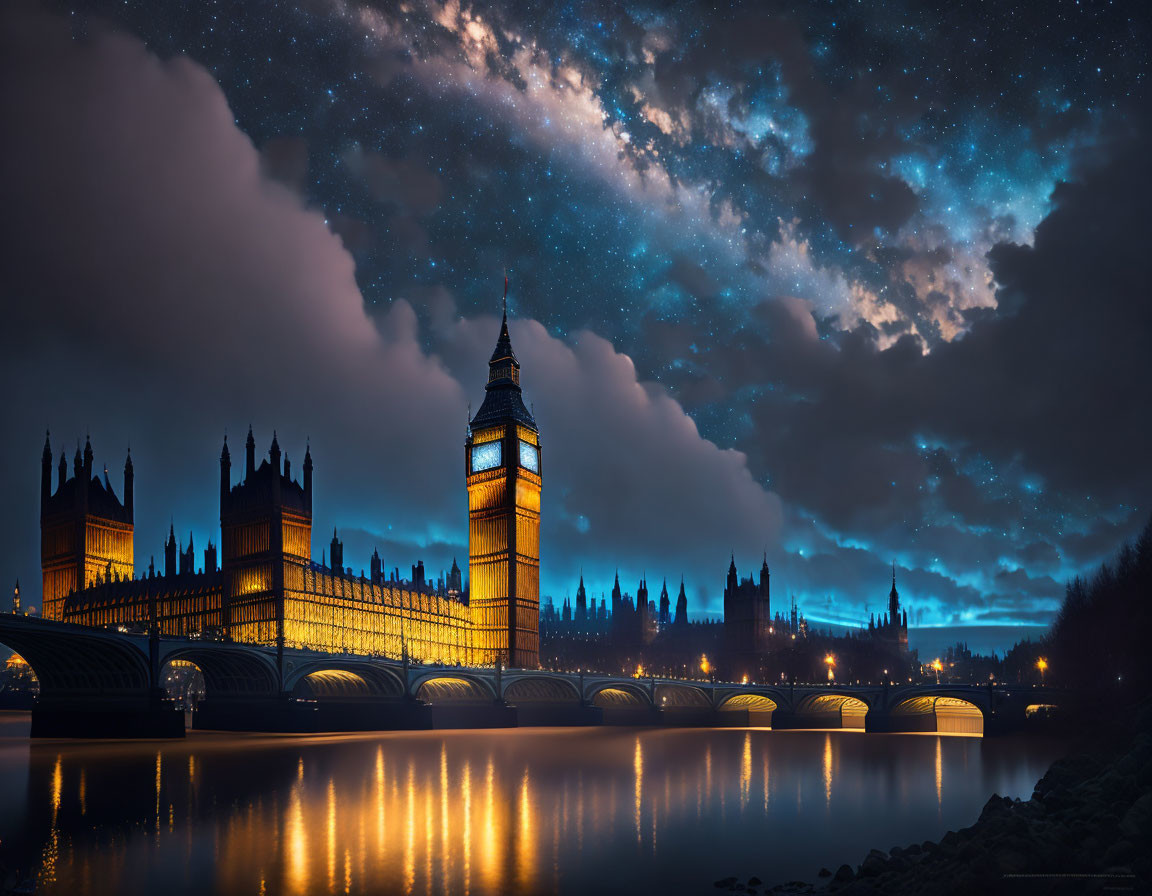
715, 720, 1151, 895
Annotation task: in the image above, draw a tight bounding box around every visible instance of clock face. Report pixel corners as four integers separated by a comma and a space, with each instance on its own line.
471, 441, 502, 473
519, 439, 539, 473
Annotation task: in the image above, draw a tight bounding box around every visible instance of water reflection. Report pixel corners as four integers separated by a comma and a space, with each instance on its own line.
0, 721, 1068, 896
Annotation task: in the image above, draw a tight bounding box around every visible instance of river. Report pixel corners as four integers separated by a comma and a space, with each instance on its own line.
0, 712, 1067, 895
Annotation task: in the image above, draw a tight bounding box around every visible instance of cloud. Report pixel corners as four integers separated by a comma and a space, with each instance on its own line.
0, 8, 783, 613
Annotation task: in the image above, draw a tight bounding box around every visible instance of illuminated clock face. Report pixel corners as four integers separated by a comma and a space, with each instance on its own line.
519, 439, 539, 472
471, 441, 502, 472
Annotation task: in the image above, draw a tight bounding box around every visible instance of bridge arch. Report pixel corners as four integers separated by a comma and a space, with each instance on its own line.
502, 676, 580, 704
588, 682, 652, 708
795, 693, 870, 729
285, 662, 404, 700
163, 646, 279, 698
891, 695, 983, 734
717, 693, 779, 713
0, 621, 150, 696
653, 683, 711, 707
414, 674, 496, 704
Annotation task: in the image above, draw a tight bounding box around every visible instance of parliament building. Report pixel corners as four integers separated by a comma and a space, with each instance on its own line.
39, 308, 543, 668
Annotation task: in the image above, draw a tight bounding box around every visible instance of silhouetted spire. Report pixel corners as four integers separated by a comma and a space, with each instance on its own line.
41, 430, 53, 505
220, 434, 231, 509
245, 425, 256, 478
303, 440, 313, 508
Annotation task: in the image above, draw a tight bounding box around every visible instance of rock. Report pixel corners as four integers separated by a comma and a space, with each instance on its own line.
747, 877, 762, 887
1120, 792, 1152, 839
714, 878, 737, 889
859, 854, 886, 876
1104, 840, 1136, 866
817, 868, 831, 877
833, 864, 854, 884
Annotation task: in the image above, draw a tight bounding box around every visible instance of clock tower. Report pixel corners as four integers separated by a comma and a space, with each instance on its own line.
466, 290, 541, 668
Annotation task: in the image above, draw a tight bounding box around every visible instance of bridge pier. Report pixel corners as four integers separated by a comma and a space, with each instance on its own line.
193, 696, 434, 733
714, 708, 775, 728
599, 705, 664, 726
514, 703, 603, 726
770, 710, 867, 730
31, 695, 184, 739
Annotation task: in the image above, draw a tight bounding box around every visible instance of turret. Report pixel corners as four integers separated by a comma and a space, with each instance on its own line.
204, 540, 217, 574
123, 449, 134, 522
370, 547, 382, 584
12, 579, 21, 616
659, 578, 670, 625
58, 451, 67, 491
82, 435, 93, 482
611, 570, 622, 616
674, 576, 688, 626
330, 528, 343, 573
269, 432, 281, 505
41, 431, 52, 507
179, 532, 195, 575
726, 554, 738, 598
760, 553, 770, 594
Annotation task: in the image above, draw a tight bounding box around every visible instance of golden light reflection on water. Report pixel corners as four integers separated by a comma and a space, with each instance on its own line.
9, 728, 1060, 896
516, 769, 535, 892
823, 734, 833, 806
740, 732, 751, 811
287, 775, 308, 896
327, 779, 337, 894
633, 736, 643, 844
935, 736, 943, 810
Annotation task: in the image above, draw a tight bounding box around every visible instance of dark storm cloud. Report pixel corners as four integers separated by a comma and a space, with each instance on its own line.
0, 8, 784, 608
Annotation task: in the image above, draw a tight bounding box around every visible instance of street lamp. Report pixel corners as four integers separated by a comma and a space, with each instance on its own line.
1036, 657, 1048, 684
825, 653, 835, 682
700, 655, 711, 677
931, 658, 943, 684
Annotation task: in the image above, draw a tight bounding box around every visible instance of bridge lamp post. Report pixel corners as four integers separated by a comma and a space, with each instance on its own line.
824, 653, 835, 682
1036, 657, 1048, 685
931, 658, 943, 685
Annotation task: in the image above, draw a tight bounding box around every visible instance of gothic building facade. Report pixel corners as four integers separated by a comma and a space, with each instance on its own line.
38, 308, 543, 668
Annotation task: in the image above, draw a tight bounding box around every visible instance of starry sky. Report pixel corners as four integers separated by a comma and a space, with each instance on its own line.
1, 0, 1149, 654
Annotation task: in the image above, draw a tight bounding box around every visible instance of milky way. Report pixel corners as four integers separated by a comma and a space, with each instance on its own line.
3, 0, 1150, 651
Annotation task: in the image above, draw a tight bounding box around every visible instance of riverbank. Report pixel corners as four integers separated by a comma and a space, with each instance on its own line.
728, 711, 1151, 895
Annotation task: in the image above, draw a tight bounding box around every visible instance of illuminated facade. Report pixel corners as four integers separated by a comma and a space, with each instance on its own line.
46, 308, 543, 669
466, 301, 542, 667
40, 433, 134, 622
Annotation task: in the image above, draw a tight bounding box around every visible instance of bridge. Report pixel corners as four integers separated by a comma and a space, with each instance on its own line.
0, 613, 1065, 738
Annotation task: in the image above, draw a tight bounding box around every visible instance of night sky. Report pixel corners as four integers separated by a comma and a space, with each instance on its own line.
1, 0, 1149, 654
